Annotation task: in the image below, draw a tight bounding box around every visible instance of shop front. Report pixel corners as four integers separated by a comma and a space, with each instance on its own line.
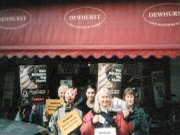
0, 0, 180, 134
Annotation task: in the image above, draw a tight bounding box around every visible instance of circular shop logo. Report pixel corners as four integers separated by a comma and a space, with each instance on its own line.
64, 7, 106, 29
143, 3, 180, 27
0, 9, 31, 30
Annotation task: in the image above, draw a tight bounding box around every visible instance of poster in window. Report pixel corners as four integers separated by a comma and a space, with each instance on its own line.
97, 63, 123, 96
19, 65, 47, 105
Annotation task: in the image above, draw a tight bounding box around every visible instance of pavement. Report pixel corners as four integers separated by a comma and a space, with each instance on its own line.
0, 118, 49, 135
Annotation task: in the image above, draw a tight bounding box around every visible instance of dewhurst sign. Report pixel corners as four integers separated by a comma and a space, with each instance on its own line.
0, 9, 31, 30
64, 7, 106, 29
143, 3, 180, 27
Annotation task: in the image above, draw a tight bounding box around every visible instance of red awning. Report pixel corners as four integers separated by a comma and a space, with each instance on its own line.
0, 2, 179, 58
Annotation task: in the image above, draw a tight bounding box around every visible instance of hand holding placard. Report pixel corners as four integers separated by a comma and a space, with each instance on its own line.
57, 109, 82, 135
46, 99, 64, 115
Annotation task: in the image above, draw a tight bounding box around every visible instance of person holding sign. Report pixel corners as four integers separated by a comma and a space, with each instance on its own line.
43, 85, 68, 128
49, 87, 82, 135
80, 88, 133, 135
123, 87, 149, 135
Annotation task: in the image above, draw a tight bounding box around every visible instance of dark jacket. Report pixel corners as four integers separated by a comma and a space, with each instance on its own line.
128, 105, 149, 135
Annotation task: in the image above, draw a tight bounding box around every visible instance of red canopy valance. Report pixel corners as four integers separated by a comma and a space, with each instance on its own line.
0, 1, 179, 58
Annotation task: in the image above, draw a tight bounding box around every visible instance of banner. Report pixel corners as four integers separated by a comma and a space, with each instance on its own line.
19, 65, 47, 105
46, 99, 64, 115
151, 71, 165, 108
57, 109, 82, 135
98, 63, 123, 96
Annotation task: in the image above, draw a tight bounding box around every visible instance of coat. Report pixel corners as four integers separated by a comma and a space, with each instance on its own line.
49, 103, 82, 135
128, 105, 149, 135
80, 110, 133, 135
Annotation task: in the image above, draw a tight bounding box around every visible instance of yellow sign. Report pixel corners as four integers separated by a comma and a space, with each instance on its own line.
46, 99, 64, 115
57, 109, 82, 135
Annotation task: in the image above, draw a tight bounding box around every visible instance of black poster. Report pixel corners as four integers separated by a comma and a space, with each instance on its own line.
98, 63, 123, 96
19, 65, 47, 105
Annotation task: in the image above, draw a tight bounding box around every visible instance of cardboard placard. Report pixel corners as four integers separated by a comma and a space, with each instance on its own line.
57, 109, 82, 135
94, 127, 117, 135
46, 99, 64, 115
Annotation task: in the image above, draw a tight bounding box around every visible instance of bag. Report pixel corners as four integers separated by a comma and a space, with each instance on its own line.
15, 111, 22, 121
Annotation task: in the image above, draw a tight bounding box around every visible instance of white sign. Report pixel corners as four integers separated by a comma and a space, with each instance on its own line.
94, 127, 116, 135
60, 80, 72, 86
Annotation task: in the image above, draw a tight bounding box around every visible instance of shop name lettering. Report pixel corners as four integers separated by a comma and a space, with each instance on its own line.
0, 16, 27, 22
68, 14, 101, 21
148, 10, 180, 18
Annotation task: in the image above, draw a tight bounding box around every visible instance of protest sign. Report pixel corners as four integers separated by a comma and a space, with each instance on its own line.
46, 99, 64, 115
94, 127, 116, 135
57, 109, 82, 135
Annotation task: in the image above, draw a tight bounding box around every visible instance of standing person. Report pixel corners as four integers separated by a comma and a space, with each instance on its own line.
43, 85, 69, 127
123, 87, 149, 135
58, 84, 69, 100
29, 103, 40, 125
49, 87, 82, 135
80, 88, 133, 135
79, 85, 96, 116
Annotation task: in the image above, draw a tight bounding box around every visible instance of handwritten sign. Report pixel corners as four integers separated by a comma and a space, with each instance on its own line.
57, 109, 82, 135
94, 127, 116, 135
46, 99, 64, 115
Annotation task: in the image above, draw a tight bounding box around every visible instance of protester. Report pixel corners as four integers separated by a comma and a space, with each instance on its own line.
21, 104, 31, 122
79, 85, 96, 116
49, 87, 82, 135
123, 87, 149, 135
58, 84, 69, 99
80, 88, 133, 135
43, 85, 69, 127
29, 103, 40, 124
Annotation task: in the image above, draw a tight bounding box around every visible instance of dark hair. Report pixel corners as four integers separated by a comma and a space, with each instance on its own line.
86, 84, 96, 92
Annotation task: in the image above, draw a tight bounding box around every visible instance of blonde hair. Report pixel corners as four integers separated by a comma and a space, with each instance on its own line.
58, 84, 69, 95
93, 87, 112, 113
